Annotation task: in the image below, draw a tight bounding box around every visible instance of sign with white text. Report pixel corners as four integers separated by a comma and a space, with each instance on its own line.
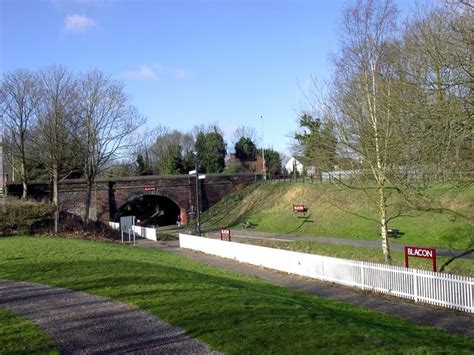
404, 246, 437, 271
220, 229, 231, 241
292, 204, 306, 213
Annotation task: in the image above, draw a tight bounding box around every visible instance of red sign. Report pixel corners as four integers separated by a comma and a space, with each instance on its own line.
404, 246, 437, 271
220, 229, 231, 241
144, 187, 156, 192
293, 204, 305, 213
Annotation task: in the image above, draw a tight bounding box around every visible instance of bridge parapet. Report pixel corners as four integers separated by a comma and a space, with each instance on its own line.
8, 173, 260, 223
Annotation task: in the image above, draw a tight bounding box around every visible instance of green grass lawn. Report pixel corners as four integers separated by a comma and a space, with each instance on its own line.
0, 308, 58, 354
0, 236, 473, 353
240, 239, 473, 276
202, 182, 474, 250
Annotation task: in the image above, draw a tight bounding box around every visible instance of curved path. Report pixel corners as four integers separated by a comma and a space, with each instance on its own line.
0, 280, 219, 354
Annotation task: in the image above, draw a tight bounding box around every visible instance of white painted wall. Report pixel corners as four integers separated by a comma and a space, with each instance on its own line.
132, 225, 157, 241
179, 233, 473, 313
108, 221, 157, 241
109, 221, 119, 230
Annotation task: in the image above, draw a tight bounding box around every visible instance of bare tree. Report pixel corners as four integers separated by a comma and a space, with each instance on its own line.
232, 126, 258, 148
0, 69, 38, 199
328, 0, 400, 263
35, 65, 79, 233
148, 125, 195, 174
401, 2, 472, 179
78, 69, 144, 224
299, 0, 473, 265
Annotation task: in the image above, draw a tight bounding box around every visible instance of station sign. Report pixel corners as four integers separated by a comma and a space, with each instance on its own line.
404, 246, 437, 271
144, 187, 156, 192
220, 228, 231, 241
292, 204, 306, 213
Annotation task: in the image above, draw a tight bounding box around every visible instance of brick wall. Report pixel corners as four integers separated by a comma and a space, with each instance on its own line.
9, 173, 259, 223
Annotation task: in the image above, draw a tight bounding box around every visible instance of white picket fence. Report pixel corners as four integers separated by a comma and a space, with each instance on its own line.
179, 234, 473, 313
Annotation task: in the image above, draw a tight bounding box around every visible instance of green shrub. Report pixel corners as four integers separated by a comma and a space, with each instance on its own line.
0, 198, 55, 235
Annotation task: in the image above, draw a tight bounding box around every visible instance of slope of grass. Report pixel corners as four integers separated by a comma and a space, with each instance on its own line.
0, 236, 473, 353
241, 239, 473, 276
202, 182, 473, 250
0, 308, 58, 354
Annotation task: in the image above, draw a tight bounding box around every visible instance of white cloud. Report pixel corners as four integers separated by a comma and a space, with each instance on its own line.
121, 64, 160, 80
121, 64, 186, 81
64, 14, 96, 33
171, 69, 186, 80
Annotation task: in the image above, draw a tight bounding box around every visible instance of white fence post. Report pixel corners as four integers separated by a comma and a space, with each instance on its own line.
413, 269, 418, 302
360, 263, 365, 290
470, 281, 473, 311
470, 282, 473, 311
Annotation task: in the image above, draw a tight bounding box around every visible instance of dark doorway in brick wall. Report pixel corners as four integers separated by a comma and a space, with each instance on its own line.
114, 195, 181, 227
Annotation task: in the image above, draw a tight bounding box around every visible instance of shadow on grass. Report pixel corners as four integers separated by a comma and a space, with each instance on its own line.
1, 248, 473, 353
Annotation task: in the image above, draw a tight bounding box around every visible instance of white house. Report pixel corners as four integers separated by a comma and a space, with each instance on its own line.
284, 157, 304, 175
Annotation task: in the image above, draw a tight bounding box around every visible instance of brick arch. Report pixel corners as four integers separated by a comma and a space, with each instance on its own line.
114, 190, 189, 225
119, 190, 185, 210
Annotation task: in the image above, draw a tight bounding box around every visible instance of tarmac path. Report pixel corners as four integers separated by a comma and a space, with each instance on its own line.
0, 280, 219, 355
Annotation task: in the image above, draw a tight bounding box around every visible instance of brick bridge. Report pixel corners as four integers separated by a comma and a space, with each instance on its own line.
9, 173, 259, 225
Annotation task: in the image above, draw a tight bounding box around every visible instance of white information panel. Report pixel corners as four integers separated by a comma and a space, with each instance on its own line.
120, 216, 136, 245
120, 216, 135, 231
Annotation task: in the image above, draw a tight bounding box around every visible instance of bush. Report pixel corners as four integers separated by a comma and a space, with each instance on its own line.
0, 198, 55, 235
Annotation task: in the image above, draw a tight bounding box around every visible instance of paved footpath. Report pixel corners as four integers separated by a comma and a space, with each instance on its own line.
0, 280, 219, 355
139, 238, 474, 338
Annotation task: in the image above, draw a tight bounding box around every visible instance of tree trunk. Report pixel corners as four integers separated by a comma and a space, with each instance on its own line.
52, 163, 59, 234
21, 159, 27, 200
84, 178, 93, 226
378, 185, 391, 264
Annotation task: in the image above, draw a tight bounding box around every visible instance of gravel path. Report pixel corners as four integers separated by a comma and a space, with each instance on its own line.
0, 280, 219, 355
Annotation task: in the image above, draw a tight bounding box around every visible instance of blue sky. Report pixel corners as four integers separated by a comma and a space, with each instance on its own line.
1, 0, 411, 155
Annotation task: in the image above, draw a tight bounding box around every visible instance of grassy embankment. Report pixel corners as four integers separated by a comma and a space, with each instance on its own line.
1, 236, 473, 353
201, 182, 473, 275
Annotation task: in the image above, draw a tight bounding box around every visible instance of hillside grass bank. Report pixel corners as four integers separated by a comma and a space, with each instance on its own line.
202, 182, 473, 251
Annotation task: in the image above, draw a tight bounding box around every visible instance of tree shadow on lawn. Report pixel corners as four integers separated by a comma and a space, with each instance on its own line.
1, 257, 472, 353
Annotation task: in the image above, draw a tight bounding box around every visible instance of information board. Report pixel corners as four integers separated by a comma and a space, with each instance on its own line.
120, 216, 135, 232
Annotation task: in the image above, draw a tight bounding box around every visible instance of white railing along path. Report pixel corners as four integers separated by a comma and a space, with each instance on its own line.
179, 233, 473, 313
